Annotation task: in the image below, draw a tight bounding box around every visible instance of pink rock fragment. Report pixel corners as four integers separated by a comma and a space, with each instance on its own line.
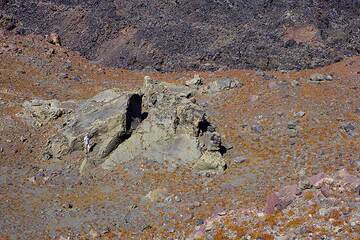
308, 172, 326, 186
192, 228, 205, 239
336, 169, 360, 190
320, 186, 331, 198
265, 184, 300, 214
277, 184, 298, 208
265, 192, 281, 214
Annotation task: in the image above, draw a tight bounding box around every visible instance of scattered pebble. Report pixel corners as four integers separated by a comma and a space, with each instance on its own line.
251, 124, 263, 134
174, 195, 181, 202
72, 76, 81, 81
88, 229, 99, 239
234, 155, 247, 164
59, 73, 68, 79
291, 80, 300, 87
20, 136, 27, 142
287, 121, 297, 129
249, 95, 259, 103
294, 111, 305, 117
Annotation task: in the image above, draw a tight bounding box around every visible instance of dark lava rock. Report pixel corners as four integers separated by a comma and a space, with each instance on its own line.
3, 0, 360, 71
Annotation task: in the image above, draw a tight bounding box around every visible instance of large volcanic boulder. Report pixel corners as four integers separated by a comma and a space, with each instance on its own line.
101, 77, 227, 172
44, 89, 143, 163
21, 78, 228, 173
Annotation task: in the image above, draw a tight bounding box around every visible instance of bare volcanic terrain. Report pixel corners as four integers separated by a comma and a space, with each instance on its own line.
1, 0, 360, 71
0, 31, 359, 239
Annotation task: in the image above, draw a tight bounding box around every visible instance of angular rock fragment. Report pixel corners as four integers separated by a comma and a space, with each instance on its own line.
309, 73, 333, 82
185, 75, 202, 88
46, 32, 61, 46
192, 152, 226, 172
19, 99, 66, 127
204, 78, 242, 93
340, 122, 357, 137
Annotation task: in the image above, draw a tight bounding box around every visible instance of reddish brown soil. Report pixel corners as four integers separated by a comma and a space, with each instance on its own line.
0, 32, 359, 239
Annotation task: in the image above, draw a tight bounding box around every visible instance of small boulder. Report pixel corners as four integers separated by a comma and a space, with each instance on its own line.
206, 78, 242, 93
144, 188, 168, 203
340, 122, 357, 137
251, 124, 263, 134
19, 99, 66, 127
265, 184, 299, 214
47, 32, 61, 46
294, 111, 306, 117
185, 75, 202, 88
309, 73, 333, 82
265, 193, 281, 215
193, 151, 226, 172
335, 169, 360, 191
233, 155, 247, 164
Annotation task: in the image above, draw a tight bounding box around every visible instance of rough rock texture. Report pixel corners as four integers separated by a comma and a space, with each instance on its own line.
204, 77, 242, 94
1, 33, 359, 239
18, 99, 66, 127
43, 89, 143, 163
21, 77, 228, 172
188, 169, 360, 239
2, 0, 360, 71
102, 77, 227, 172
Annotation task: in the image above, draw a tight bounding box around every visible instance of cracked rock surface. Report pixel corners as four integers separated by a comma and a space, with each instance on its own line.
22, 77, 228, 173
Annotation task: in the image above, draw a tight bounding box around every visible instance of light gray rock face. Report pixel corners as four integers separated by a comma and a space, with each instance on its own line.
185, 75, 203, 88
22, 78, 228, 173
309, 73, 333, 82
45, 89, 143, 162
19, 99, 67, 127
204, 78, 242, 93
102, 78, 227, 172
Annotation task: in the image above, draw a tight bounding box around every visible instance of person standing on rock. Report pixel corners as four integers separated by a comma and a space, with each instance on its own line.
84, 134, 91, 154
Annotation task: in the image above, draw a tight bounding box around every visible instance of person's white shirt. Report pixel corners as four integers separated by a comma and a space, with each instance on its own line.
84, 135, 90, 145
84, 135, 90, 153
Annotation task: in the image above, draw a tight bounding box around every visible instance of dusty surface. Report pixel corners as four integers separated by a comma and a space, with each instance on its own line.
0, 32, 359, 239
2, 0, 360, 71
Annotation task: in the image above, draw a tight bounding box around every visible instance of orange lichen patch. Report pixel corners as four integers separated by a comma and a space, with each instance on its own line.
283, 25, 321, 46
304, 191, 314, 200
307, 204, 320, 216
287, 209, 295, 217
265, 212, 283, 227
223, 217, 248, 237
283, 218, 304, 229
251, 232, 274, 240
328, 209, 341, 220
213, 229, 228, 240
61, 186, 120, 209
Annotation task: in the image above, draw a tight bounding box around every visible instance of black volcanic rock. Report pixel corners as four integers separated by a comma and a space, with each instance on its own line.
2, 0, 360, 71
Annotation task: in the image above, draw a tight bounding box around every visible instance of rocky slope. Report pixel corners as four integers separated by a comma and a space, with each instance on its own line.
1, 0, 360, 71
0, 32, 359, 239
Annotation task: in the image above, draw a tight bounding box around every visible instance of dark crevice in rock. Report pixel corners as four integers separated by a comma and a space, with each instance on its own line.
219, 145, 228, 155
103, 94, 145, 158
197, 119, 211, 136
126, 94, 143, 132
